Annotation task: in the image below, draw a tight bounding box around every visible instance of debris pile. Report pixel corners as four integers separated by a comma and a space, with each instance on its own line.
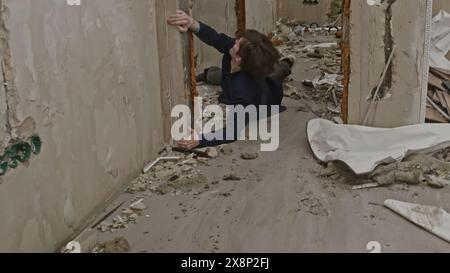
96, 144, 228, 233
272, 19, 344, 123
97, 199, 147, 233
426, 67, 450, 123
368, 155, 450, 189
92, 237, 131, 253
272, 19, 342, 75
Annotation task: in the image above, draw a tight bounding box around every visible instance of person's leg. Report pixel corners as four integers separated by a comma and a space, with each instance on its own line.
269, 60, 292, 82
196, 68, 209, 83
270, 55, 296, 82
205, 66, 222, 85
196, 66, 222, 85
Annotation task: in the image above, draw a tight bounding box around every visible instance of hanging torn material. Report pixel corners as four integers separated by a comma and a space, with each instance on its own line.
429, 10, 450, 71
307, 118, 450, 175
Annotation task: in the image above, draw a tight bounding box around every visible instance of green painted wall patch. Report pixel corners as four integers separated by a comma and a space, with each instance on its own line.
0, 135, 42, 176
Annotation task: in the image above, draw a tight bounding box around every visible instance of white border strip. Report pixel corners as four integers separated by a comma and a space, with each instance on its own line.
420, 0, 433, 123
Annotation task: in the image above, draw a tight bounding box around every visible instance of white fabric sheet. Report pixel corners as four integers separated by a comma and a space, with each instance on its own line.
307, 119, 450, 175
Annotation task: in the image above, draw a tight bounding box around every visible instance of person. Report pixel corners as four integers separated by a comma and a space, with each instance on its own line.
167, 10, 295, 150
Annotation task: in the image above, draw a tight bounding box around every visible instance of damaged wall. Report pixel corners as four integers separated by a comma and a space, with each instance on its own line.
0, 0, 168, 252
155, 0, 190, 139
246, 0, 277, 35
347, 0, 430, 127
277, 0, 333, 24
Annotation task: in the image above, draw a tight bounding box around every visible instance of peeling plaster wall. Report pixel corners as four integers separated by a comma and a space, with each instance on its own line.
0, 58, 7, 147
347, 0, 429, 127
193, 0, 238, 71
0, 0, 165, 252
246, 0, 277, 35
277, 0, 333, 24
155, 0, 190, 139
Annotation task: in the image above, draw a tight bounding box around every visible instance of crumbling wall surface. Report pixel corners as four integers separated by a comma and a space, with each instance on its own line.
348, 0, 429, 127
246, 0, 277, 35
193, 0, 238, 71
0, 0, 165, 252
433, 0, 450, 15
0, 56, 7, 147
155, 0, 190, 139
277, 0, 333, 24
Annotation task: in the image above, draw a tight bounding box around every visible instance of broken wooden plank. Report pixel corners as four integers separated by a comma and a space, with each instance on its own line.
427, 96, 450, 121
426, 105, 449, 123
443, 80, 450, 92
428, 72, 444, 91
442, 92, 450, 113
431, 89, 441, 104
436, 91, 450, 115
430, 67, 450, 81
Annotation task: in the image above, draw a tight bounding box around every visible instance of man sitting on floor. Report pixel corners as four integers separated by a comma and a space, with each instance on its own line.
167, 10, 295, 149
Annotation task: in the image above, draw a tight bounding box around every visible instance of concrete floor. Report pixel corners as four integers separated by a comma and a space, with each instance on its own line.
90, 48, 450, 254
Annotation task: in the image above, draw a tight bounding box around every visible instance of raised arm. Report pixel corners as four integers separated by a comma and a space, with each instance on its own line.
167, 10, 235, 54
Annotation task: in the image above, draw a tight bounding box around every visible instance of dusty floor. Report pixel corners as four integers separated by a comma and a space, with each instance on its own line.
87, 30, 450, 253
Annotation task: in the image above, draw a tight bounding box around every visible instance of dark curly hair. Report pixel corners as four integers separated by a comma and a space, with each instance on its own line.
236, 30, 281, 78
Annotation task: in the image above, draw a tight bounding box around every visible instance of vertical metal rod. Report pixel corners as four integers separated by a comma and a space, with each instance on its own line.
341, 0, 351, 124
188, 0, 197, 102
236, 0, 246, 34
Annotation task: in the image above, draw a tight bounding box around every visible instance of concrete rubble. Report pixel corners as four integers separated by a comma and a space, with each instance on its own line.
271, 19, 344, 122
92, 237, 132, 253
96, 142, 234, 236
368, 155, 450, 188
240, 152, 259, 160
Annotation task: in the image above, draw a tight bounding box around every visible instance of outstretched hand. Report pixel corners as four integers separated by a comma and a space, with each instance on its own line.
167, 10, 197, 33
176, 129, 200, 150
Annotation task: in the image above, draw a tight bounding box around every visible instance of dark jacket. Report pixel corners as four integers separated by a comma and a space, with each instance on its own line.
195, 22, 284, 107
194, 22, 284, 147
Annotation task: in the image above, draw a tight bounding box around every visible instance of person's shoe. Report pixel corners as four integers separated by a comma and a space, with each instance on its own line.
196, 72, 207, 83
280, 55, 296, 68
